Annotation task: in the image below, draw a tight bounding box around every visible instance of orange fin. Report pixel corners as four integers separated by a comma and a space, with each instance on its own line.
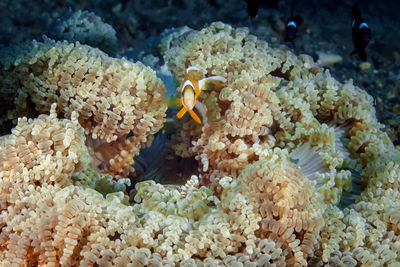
188, 109, 202, 124
177, 107, 187, 119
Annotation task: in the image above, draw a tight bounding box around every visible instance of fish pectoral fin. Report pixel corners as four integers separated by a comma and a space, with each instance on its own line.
199, 76, 227, 92
166, 97, 182, 109
177, 107, 188, 119
295, 15, 303, 26
188, 109, 202, 124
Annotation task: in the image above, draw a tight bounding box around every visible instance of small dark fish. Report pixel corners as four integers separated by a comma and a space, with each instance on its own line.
245, 0, 260, 18
244, 0, 279, 18
285, 14, 303, 42
350, 4, 371, 61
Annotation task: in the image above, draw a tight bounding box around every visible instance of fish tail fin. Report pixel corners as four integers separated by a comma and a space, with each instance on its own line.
177, 107, 187, 119
188, 109, 202, 124
199, 76, 227, 92
165, 97, 182, 109
358, 49, 367, 61
353, 4, 361, 19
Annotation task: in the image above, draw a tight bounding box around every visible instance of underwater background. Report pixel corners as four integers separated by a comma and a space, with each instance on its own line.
0, 0, 400, 266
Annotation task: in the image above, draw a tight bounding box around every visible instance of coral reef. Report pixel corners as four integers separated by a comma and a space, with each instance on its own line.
0, 107, 266, 265
163, 22, 400, 264
0, 107, 323, 266
164, 23, 282, 178
230, 157, 325, 266
163, 22, 372, 204
0, 21, 399, 266
49, 9, 118, 55
0, 38, 167, 176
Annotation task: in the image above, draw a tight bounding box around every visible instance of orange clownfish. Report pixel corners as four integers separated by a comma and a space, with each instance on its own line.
175, 66, 227, 124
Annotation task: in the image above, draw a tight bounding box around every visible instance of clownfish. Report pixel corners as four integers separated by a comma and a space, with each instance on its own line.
243, 0, 279, 18
167, 66, 226, 124
245, 0, 260, 18
283, 0, 303, 43
351, 4, 371, 61
285, 13, 303, 42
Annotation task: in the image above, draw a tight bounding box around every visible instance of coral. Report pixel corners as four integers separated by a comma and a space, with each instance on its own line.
314, 122, 400, 265
163, 22, 377, 202
0, 38, 167, 176
72, 167, 130, 200
318, 196, 400, 266
0, 109, 283, 265
162, 22, 400, 264
49, 9, 118, 55
159, 26, 192, 56
226, 156, 325, 266
1, 21, 400, 267
0, 104, 89, 190
165, 22, 282, 178
0, 105, 89, 264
